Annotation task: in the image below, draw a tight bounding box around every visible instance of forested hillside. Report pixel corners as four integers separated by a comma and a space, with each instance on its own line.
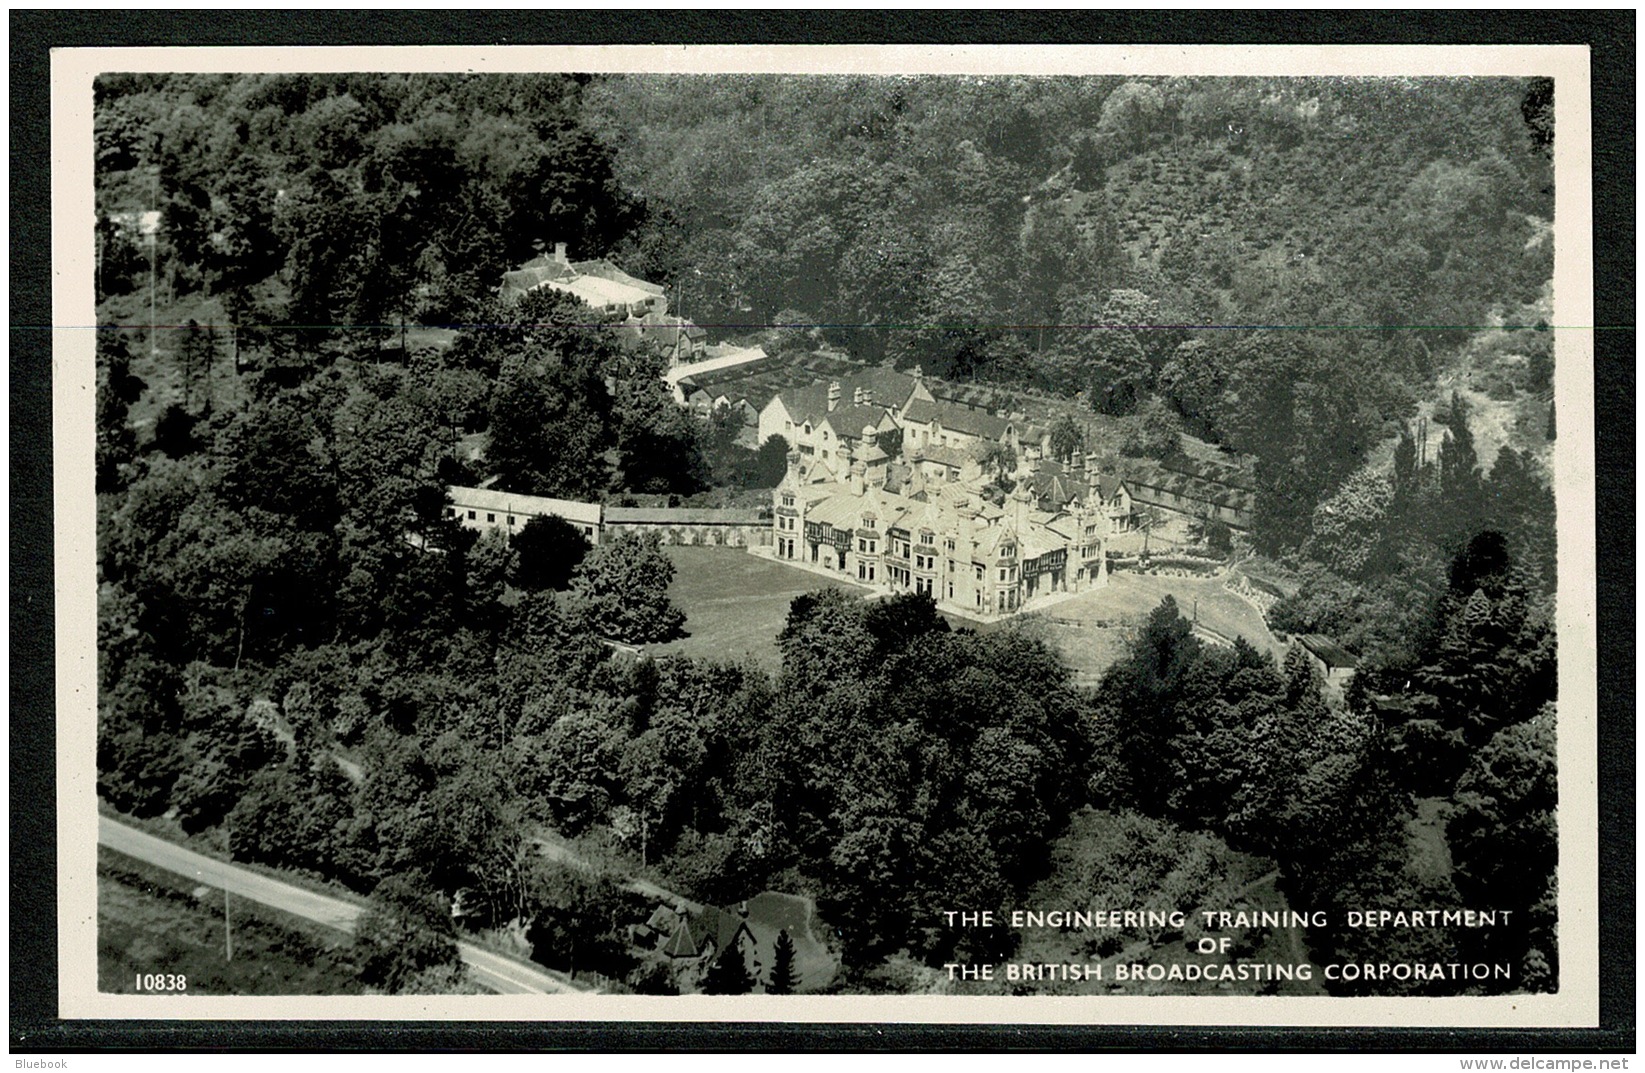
94, 72, 1559, 996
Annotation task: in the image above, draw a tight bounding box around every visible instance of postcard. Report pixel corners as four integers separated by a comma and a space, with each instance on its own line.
51, 42, 1597, 1027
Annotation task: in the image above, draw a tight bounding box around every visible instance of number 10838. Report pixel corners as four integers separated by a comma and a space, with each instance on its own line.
135, 973, 187, 992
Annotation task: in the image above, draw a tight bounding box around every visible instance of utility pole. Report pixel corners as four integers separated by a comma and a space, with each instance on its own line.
224, 888, 233, 962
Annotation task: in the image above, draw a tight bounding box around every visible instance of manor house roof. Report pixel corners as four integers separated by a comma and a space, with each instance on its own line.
900, 397, 1012, 441
778, 367, 915, 426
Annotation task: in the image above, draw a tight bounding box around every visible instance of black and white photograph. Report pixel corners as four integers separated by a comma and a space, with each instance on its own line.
43, 40, 1602, 1028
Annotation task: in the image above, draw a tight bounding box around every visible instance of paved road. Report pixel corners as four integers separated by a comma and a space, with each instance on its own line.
98, 816, 589, 995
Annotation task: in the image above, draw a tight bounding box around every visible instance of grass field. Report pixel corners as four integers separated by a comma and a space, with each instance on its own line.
98, 847, 366, 996
1043, 570, 1283, 683
643, 547, 870, 668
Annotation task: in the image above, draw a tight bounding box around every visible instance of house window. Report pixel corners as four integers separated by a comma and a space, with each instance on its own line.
868, 565, 876, 581
487, 513, 496, 523
507, 515, 516, 525
448, 507, 457, 517
947, 581, 954, 599
467, 510, 476, 520
999, 568, 1008, 582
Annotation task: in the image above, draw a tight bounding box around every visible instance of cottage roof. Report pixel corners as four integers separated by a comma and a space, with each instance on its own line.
662, 904, 750, 960
568, 259, 666, 296
545, 274, 658, 310
501, 262, 574, 296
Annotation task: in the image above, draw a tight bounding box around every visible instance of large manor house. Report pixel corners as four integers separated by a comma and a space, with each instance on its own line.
463, 248, 1251, 619
763, 365, 1124, 615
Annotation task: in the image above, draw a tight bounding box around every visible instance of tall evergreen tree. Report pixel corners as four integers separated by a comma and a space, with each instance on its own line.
767, 928, 798, 994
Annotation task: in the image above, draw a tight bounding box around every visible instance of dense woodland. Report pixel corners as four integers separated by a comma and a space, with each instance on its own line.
95, 72, 1557, 995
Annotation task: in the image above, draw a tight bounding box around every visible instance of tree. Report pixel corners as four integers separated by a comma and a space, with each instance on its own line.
176, 320, 221, 413
1304, 466, 1395, 579
767, 928, 798, 994
752, 433, 793, 487
524, 859, 635, 980
1447, 705, 1558, 992
354, 872, 462, 994
97, 363, 139, 494
1047, 414, 1085, 466
568, 531, 686, 644
151, 403, 202, 458
1121, 397, 1182, 459
972, 440, 1017, 487
465, 527, 517, 610
512, 514, 591, 592
483, 289, 617, 499
702, 943, 755, 995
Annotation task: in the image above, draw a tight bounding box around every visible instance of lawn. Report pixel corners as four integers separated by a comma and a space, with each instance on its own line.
1042, 570, 1283, 682
642, 547, 870, 668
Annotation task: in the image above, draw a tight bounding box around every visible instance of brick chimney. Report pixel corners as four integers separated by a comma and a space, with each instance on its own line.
827, 381, 841, 411
552, 241, 569, 265
853, 385, 865, 406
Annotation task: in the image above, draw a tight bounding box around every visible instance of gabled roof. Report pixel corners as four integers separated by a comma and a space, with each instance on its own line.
820, 404, 892, 439
662, 905, 751, 961
1096, 473, 1127, 501
776, 367, 915, 428
900, 398, 1012, 441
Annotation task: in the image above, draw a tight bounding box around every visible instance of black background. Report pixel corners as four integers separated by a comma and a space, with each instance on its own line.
10, 9, 1634, 1053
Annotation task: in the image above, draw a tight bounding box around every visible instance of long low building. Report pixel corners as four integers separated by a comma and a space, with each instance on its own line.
446, 486, 770, 548
447, 486, 604, 542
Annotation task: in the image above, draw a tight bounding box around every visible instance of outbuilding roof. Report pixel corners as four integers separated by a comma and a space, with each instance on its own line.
1298, 634, 1358, 669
